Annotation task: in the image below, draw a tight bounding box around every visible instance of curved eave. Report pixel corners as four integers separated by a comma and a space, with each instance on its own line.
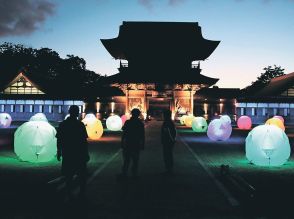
100, 38, 126, 59
190, 40, 220, 60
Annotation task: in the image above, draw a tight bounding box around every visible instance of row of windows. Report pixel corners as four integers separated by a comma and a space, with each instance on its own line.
0, 105, 83, 114
240, 108, 289, 117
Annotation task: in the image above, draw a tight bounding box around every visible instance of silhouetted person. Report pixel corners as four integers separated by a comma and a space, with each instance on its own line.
56, 105, 89, 198
161, 110, 176, 174
120, 108, 145, 179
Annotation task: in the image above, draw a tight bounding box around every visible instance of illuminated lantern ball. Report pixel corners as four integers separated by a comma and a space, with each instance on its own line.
121, 114, 130, 126
220, 115, 231, 128
184, 115, 195, 127
273, 115, 284, 124
82, 114, 103, 140
237, 116, 252, 130
180, 115, 187, 125
207, 119, 232, 141
29, 113, 48, 122
265, 118, 285, 131
191, 117, 208, 133
246, 124, 290, 166
106, 115, 123, 131
14, 121, 57, 162
0, 113, 12, 128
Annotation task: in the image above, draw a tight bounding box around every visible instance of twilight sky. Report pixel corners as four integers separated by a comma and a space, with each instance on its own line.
0, 0, 293, 88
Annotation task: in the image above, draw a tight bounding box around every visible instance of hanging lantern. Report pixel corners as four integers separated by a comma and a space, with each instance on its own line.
237, 116, 252, 130
273, 115, 284, 124
180, 115, 187, 125
14, 121, 57, 162
29, 113, 48, 122
82, 114, 103, 140
265, 118, 285, 131
184, 115, 194, 127
207, 119, 232, 141
0, 113, 12, 128
191, 117, 208, 133
246, 124, 290, 166
106, 115, 123, 131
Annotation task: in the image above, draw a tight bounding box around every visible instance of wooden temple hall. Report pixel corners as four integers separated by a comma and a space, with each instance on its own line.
100, 21, 221, 119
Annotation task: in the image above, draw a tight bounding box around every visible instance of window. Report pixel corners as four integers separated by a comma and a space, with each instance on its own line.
29, 105, 34, 113
0, 105, 4, 112
48, 105, 53, 113
262, 108, 267, 116
19, 105, 24, 113
251, 108, 256, 116
284, 108, 288, 117
58, 106, 62, 114
241, 108, 246, 116
273, 108, 278, 115
79, 105, 82, 113
38, 105, 43, 113
10, 105, 15, 113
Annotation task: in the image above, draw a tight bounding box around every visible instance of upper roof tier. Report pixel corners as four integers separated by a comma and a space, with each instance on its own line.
101, 21, 220, 61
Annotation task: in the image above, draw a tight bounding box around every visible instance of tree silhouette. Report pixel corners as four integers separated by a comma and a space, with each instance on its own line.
242, 65, 285, 96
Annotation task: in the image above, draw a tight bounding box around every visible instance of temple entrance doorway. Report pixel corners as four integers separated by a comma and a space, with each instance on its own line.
148, 98, 171, 120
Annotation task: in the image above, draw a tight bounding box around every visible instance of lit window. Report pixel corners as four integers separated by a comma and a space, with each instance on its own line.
251, 108, 256, 116
19, 105, 24, 113
79, 105, 82, 113
284, 108, 288, 117
273, 108, 278, 115
0, 105, 4, 112
262, 108, 267, 116
48, 105, 53, 113
241, 108, 245, 115
39, 105, 43, 113
10, 105, 15, 113
29, 105, 34, 113
58, 106, 62, 114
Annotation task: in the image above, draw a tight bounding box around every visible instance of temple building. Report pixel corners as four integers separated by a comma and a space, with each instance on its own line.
0, 72, 84, 121
100, 21, 220, 119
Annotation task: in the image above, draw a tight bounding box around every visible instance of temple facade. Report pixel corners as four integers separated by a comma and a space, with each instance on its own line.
101, 21, 220, 119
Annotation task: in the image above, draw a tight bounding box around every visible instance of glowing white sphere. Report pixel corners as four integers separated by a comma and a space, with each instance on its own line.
0, 113, 12, 128
191, 117, 208, 133
220, 115, 231, 128
237, 116, 252, 130
246, 124, 290, 166
180, 115, 187, 125
29, 113, 48, 122
265, 118, 285, 131
207, 119, 232, 141
14, 121, 57, 162
273, 115, 284, 124
82, 114, 103, 140
106, 115, 122, 131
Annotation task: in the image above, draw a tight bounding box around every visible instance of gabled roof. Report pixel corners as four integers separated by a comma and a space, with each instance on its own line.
255, 72, 294, 97
196, 86, 241, 99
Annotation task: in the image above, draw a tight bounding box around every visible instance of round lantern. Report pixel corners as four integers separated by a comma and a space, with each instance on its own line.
82, 114, 103, 140
106, 115, 123, 131
237, 116, 252, 130
273, 115, 284, 124
14, 121, 57, 162
265, 118, 285, 131
180, 115, 187, 125
184, 115, 194, 127
191, 117, 208, 133
220, 115, 231, 128
207, 119, 232, 141
0, 113, 12, 128
30, 113, 48, 122
246, 124, 290, 166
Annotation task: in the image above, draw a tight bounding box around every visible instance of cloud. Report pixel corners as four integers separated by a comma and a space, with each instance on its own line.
0, 0, 55, 37
138, 0, 186, 9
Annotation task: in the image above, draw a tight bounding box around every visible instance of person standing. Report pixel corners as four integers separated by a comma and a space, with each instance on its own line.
56, 105, 89, 197
161, 110, 177, 175
120, 108, 145, 179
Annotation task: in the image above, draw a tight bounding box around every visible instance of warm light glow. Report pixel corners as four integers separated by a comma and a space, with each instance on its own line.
273, 115, 284, 124
29, 113, 48, 122
246, 124, 290, 166
111, 102, 115, 113
96, 102, 100, 112
207, 118, 232, 141
237, 116, 252, 130
14, 121, 57, 162
106, 115, 122, 131
82, 114, 103, 140
191, 117, 207, 132
265, 118, 285, 131
219, 103, 223, 114
121, 114, 130, 126
204, 103, 208, 114
180, 115, 187, 125
184, 115, 194, 127
0, 113, 12, 128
